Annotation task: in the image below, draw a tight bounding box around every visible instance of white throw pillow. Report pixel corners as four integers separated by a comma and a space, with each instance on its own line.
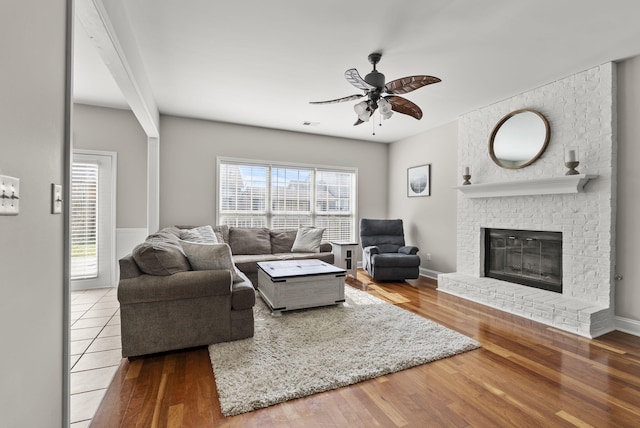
291, 227, 325, 253
179, 225, 218, 244
180, 241, 243, 282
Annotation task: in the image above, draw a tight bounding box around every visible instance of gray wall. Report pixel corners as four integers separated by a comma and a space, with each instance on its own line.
158, 115, 389, 233
616, 56, 640, 324
73, 103, 148, 228
388, 121, 458, 275
0, 0, 68, 425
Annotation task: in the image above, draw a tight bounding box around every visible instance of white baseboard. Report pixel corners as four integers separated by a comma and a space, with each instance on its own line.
615, 316, 640, 337
419, 268, 443, 280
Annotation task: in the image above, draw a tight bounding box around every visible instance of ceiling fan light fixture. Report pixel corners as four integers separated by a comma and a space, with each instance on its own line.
378, 98, 393, 120
357, 111, 371, 122
354, 101, 370, 121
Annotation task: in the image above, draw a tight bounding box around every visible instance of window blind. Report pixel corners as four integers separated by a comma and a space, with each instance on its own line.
71, 162, 99, 280
218, 160, 356, 241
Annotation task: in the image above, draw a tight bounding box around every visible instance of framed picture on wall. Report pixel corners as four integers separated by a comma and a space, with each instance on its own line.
407, 164, 430, 197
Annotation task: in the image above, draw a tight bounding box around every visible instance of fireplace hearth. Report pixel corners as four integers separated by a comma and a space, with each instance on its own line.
484, 228, 562, 293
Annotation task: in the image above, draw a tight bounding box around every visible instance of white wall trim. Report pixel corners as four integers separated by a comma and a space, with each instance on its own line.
76, 0, 159, 137
148, 137, 160, 234
615, 316, 640, 337
420, 267, 443, 280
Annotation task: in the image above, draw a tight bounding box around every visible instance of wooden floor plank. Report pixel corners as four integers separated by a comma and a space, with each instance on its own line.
91, 271, 640, 427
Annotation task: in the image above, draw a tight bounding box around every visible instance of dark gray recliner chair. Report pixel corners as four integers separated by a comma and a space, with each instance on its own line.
360, 218, 421, 281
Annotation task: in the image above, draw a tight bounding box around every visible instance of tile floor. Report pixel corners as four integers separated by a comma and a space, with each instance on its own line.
70, 287, 122, 427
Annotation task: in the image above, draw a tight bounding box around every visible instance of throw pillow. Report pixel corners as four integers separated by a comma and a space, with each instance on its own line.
179, 225, 218, 244
212, 225, 230, 244
180, 241, 243, 283
270, 229, 297, 253
291, 227, 325, 253
132, 240, 191, 276
146, 230, 181, 243
228, 227, 271, 255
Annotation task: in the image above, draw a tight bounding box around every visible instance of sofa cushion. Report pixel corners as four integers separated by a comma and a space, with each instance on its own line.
270, 229, 297, 253
231, 271, 256, 310
232, 253, 282, 274
291, 227, 325, 253
132, 240, 191, 276
149, 226, 182, 239
180, 241, 243, 282
229, 227, 271, 255
179, 225, 218, 244
212, 225, 230, 244
371, 253, 421, 268
146, 229, 181, 243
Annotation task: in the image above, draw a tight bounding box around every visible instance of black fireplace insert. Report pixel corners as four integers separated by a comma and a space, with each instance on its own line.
484, 228, 562, 293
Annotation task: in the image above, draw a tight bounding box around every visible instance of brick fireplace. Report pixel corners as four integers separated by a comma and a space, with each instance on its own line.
439, 63, 617, 338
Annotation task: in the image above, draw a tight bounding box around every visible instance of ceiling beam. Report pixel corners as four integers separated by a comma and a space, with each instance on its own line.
76, 0, 159, 138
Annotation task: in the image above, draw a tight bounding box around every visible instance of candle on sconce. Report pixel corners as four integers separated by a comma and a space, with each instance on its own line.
462, 166, 471, 185
564, 147, 580, 175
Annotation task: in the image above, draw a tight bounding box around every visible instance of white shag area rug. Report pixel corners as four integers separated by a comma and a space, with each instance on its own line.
208, 286, 480, 417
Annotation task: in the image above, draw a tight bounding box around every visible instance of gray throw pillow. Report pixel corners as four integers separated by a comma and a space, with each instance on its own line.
229, 227, 271, 255
132, 240, 191, 276
180, 241, 243, 282
270, 229, 297, 253
179, 225, 218, 244
291, 227, 325, 253
212, 225, 230, 244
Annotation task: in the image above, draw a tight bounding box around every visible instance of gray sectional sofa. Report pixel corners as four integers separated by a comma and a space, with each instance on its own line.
117, 225, 334, 358
222, 226, 334, 285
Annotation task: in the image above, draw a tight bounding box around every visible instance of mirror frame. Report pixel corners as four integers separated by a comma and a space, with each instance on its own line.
489, 109, 550, 170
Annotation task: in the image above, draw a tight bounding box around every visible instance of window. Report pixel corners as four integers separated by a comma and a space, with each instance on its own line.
218, 159, 357, 242
71, 162, 99, 280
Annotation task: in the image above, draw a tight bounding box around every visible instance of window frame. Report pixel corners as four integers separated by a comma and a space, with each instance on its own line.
71, 150, 117, 290
217, 157, 358, 241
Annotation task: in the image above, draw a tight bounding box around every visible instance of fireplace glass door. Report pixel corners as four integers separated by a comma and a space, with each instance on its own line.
485, 229, 562, 293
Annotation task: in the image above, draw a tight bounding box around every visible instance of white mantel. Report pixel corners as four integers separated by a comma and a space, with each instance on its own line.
455, 174, 598, 198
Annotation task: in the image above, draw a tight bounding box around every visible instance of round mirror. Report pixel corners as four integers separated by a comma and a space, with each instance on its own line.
489, 109, 550, 169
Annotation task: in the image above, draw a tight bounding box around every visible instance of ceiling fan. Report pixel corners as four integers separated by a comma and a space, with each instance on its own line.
310, 52, 441, 126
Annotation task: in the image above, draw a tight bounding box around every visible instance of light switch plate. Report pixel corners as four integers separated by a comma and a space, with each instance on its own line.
51, 183, 62, 214
0, 175, 20, 215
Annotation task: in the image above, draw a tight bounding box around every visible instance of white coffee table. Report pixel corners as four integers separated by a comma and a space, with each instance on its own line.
257, 259, 346, 315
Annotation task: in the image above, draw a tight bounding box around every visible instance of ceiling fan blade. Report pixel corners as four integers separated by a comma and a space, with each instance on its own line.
345, 68, 376, 91
353, 118, 364, 126
385, 75, 441, 94
309, 94, 364, 104
386, 96, 423, 120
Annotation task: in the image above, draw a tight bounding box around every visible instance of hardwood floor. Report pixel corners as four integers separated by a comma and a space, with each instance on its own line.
91, 271, 640, 427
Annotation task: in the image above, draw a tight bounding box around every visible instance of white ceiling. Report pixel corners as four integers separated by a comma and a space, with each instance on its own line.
73, 0, 640, 143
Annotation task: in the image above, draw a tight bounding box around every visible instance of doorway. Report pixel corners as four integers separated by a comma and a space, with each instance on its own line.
71, 150, 117, 290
